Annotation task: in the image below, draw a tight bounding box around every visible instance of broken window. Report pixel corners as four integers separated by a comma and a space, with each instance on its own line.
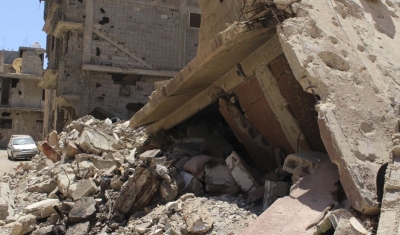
189, 12, 201, 28
11, 79, 19, 88
42, 89, 45, 101
0, 119, 12, 129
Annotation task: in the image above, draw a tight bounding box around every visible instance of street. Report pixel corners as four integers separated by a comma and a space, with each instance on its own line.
0, 150, 23, 175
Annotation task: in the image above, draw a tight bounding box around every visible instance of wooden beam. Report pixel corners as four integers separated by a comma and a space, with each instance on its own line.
92, 29, 153, 69
82, 64, 177, 77
0, 72, 42, 80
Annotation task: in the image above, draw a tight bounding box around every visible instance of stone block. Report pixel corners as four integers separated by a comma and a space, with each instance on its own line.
240, 160, 339, 234
69, 197, 97, 222
283, 151, 329, 183
72, 179, 98, 200
72, 161, 98, 179
78, 127, 118, 154
9, 214, 36, 235
36, 225, 54, 235
139, 149, 162, 161
66, 221, 90, 235
64, 141, 80, 159
24, 199, 59, 219
226, 151, 260, 193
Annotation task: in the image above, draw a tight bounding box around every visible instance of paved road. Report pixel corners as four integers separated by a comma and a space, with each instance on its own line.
0, 150, 24, 175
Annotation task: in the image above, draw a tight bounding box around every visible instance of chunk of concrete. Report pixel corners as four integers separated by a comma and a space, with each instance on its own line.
204, 163, 240, 194
183, 155, 213, 180
182, 198, 214, 234
9, 214, 36, 235
159, 180, 179, 202
66, 221, 90, 235
226, 151, 261, 193
75, 153, 118, 170
139, 149, 162, 161
283, 151, 329, 183
72, 179, 98, 200
240, 160, 339, 234
69, 197, 97, 222
72, 161, 99, 179
35, 225, 54, 235
27, 179, 57, 194
113, 167, 159, 216
78, 127, 118, 154
24, 199, 59, 219
39, 142, 61, 163
262, 181, 289, 211
64, 141, 80, 159
48, 130, 58, 147
0, 182, 14, 220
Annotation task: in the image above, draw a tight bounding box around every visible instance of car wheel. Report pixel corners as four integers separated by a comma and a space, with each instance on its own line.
7, 152, 10, 160
10, 153, 15, 161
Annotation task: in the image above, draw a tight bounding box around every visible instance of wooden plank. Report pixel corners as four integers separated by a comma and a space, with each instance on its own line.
92, 29, 153, 69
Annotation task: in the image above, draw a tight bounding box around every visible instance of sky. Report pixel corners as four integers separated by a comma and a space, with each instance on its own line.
0, 1, 46, 56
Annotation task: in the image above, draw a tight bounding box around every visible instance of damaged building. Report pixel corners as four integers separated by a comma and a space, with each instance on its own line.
0, 47, 46, 147
39, 0, 201, 137
1, 0, 400, 234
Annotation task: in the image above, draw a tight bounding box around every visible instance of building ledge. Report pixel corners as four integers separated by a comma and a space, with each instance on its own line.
82, 64, 178, 77
0, 72, 42, 80
39, 70, 58, 89
0, 106, 44, 112
43, 2, 60, 34
53, 21, 84, 38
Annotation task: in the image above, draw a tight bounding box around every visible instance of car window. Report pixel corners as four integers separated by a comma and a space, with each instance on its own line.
12, 138, 35, 145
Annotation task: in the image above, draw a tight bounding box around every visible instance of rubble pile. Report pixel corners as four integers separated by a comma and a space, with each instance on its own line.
0, 116, 268, 235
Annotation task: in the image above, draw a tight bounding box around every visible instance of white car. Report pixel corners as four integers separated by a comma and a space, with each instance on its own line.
7, 135, 39, 161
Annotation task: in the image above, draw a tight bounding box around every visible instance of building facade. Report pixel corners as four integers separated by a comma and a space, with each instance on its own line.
39, 0, 200, 136
0, 47, 46, 147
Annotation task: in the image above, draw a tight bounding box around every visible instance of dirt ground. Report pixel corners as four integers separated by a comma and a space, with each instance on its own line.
0, 150, 22, 175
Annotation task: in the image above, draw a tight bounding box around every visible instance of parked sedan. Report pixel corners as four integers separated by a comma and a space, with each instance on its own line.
7, 135, 39, 161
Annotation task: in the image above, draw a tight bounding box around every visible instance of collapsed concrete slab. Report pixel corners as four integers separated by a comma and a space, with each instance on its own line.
78, 127, 118, 154
241, 160, 339, 234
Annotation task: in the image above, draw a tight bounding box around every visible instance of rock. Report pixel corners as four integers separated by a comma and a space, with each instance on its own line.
159, 180, 179, 202
262, 181, 289, 211
240, 160, 339, 235
126, 148, 136, 164
283, 151, 329, 183
139, 149, 162, 161
110, 175, 124, 190
182, 198, 214, 234
68, 197, 97, 222
35, 225, 53, 235
47, 213, 59, 225
72, 161, 98, 179
47, 187, 59, 200
24, 199, 59, 219
204, 163, 240, 194
0, 183, 14, 220
27, 179, 57, 194
78, 127, 118, 154
65, 221, 90, 235
226, 151, 260, 193
165, 201, 179, 212
75, 153, 118, 170
39, 142, 61, 163
113, 167, 159, 216
55, 167, 77, 197
64, 141, 80, 159
72, 179, 98, 200
48, 130, 58, 147
9, 214, 36, 235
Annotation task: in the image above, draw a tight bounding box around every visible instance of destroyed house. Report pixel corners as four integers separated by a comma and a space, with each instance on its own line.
129, 0, 400, 233
0, 47, 46, 147
39, 0, 200, 137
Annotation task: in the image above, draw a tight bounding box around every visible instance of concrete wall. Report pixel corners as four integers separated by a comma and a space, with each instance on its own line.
21, 51, 43, 76
88, 73, 169, 119
0, 111, 43, 147
8, 79, 44, 110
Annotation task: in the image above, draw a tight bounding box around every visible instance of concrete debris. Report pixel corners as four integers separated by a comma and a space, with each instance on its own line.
65, 222, 90, 235
262, 181, 289, 211
27, 179, 57, 194
38, 142, 61, 163
68, 197, 97, 222
182, 198, 214, 233
226, 151, 261, 193
24, 199, 59, 219
78, 127, 118, 154
0, 182, 14, 220
283, 151, 329, 183
48, 130, 59, 147
71, 178, 98, 200
9, 214, 36, 235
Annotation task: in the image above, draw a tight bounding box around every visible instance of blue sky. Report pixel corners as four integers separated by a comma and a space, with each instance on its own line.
0, 1, 46, 52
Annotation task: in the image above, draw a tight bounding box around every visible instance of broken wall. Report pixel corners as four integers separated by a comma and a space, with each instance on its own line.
0, 111, 43, 147
21, 50, 43, 76
8, 79, 44, 110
